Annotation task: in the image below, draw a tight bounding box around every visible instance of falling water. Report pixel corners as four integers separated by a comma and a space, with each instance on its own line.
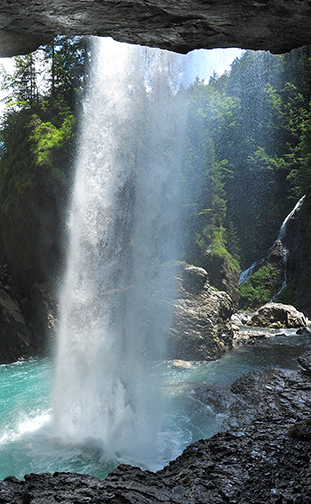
239, 257, 266, 285
2, 44, 311, 479
278, 195, 306, 240
239, 195, 306, 286
52, 38, 186, 468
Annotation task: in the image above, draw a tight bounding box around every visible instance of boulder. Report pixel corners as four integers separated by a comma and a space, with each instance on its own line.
182, 264, 207, 294
231, 312, 252, 326
248, 302, 306, 328
204, 252, 241, 309
0, 288, 33, 363
296, 326, 311, 335
168, 264, 233, 361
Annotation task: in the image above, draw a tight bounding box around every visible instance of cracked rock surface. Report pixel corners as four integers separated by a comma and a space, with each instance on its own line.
3, 0, 311, 57
1, 421, 311, 503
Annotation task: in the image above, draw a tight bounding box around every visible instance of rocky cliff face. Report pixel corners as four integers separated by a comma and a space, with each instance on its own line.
3, 0, 311, 57
240, 196, 311, 317
280, 198, 311, 316
0, 162, 67, 362
238, 196, 311, 314
0, 170, 67, 298
0, 287, 34, 363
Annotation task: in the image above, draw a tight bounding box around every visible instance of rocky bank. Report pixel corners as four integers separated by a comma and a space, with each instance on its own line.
2, 315, 311, 502
1, 419, 310, 503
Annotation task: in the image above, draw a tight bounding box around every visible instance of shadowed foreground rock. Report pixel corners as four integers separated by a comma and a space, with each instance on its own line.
196, 365, 311, 431
3, 0, 311, 57
1, 419, 311, 503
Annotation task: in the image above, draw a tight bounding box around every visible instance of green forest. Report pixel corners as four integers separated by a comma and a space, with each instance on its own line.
1, 38, 311, 313
180, 47, 311, 311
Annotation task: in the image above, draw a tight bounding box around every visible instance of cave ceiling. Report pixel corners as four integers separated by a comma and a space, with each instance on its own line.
1, 0, 311, 57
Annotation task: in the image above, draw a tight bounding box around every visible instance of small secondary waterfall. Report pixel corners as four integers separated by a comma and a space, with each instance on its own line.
273, 194, 306, 297
239, 195, 306, 287
278, 195, 306, 241
52, 38, 185, 467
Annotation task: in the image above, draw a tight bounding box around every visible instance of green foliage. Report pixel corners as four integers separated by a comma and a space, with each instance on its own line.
210, 226, 240, 274
239, 265, 280, 310
0, 35, 90, 116
0, 110, 36, 216
29, 111, 75, 173
210, 227, 227, 257
0, 36, 88, 221
1, 39, 311, 315
42, 36, 91, 107
224, 221, 240, 263
182, 46, 311, 278
288, 117, 311, 198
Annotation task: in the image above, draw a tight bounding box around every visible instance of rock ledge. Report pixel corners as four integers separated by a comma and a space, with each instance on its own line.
1, 418, 311, 503
3, 1, 311, 57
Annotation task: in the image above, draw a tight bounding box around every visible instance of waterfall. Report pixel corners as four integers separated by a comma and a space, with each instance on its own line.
52, 37, 185, 467
239, 195, 306, 287
278, 195, 306, 240
239, 257, 265, 285
272, 194, 306, 298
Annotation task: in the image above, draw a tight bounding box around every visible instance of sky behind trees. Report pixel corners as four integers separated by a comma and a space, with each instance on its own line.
0, 42, 243, 115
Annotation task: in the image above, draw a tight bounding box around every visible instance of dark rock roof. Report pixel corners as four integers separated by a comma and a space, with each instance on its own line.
2, 0, 311, 57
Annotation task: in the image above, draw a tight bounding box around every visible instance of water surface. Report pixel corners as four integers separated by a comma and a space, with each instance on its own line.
1, 329, 310, 480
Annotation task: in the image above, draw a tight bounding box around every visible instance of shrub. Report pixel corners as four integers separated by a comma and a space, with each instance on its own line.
239, 264, 280, 310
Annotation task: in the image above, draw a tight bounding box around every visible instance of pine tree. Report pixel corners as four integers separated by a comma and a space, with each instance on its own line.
1, 53, 38, 110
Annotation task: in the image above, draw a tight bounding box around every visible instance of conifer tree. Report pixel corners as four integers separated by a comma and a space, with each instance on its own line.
2, 53, 38, 110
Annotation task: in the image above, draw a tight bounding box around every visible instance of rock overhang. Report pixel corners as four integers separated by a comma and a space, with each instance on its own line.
2, 0, 311, 57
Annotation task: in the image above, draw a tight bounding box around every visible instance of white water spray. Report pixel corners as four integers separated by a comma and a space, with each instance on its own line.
278, 195, 306, 240
52, 38, 186, 467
